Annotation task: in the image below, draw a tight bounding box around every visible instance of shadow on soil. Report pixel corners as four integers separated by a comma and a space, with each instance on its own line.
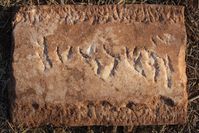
0, 6, 18, 129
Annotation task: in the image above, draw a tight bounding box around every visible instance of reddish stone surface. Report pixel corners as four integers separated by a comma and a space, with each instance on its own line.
10, 4, 187, 127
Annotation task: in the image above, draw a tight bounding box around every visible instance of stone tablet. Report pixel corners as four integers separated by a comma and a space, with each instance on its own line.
10, 5, 187, 127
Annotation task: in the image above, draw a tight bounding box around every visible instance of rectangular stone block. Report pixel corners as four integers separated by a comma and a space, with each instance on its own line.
10, 4, 187, 127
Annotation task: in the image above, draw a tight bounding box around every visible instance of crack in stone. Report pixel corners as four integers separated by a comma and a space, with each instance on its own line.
167, 55, 174, 72
110, 58, 119, 76
160, 95, 175, 107
133, 50, 146, 78
86, 44, 96, 56
56, 46, 63, 63
151, 37, 157, 46
156, 35, 165, 44
150, 52, 160, 82
103, 44, 116, 58
163, 55, 173, 88
125, 47, 130, 58
126, 101, 140, 124
166, 57, 172, 88
79, 48, 90, 59
43, 37, 52, 70
95, 59, 102, 75
67, 46, 73, 60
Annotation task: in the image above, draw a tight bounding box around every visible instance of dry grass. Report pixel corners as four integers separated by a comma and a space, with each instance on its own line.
0, 0, 198, 132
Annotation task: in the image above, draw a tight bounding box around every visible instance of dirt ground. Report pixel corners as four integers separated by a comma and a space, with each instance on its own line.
0, 0, 198, 132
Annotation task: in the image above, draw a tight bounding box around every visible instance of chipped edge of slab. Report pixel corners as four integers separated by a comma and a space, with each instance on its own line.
13, 4, 185, 26
12, 96, 187, 127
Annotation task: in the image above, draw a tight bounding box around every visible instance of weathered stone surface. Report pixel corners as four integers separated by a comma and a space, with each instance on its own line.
10, 4, 187, 127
